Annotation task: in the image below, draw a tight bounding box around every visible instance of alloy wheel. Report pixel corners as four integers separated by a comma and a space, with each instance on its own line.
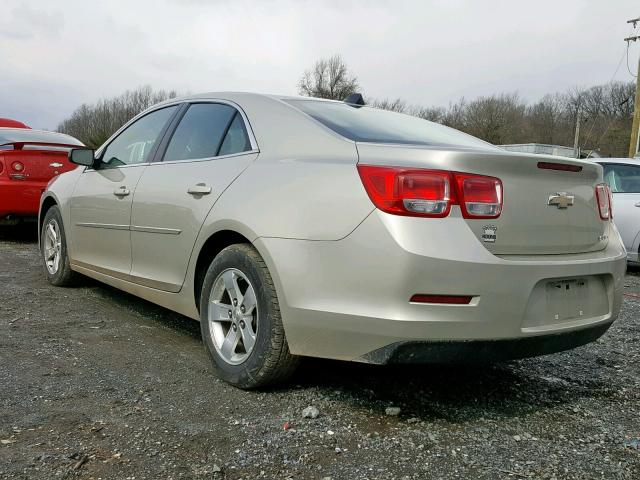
43, 219, 62, 275
208, 268, 258, 365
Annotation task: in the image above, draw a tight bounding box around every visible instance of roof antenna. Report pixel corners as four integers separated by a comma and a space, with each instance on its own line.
344, 93, 365, 106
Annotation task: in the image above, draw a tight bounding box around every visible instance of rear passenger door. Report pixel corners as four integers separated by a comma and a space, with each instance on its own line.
129, 102, 258, 292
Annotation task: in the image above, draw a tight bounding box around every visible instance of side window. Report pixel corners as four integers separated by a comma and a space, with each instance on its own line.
218, 113, 251, 156
163, 103, 251, 162
100, 106, 178, 168
602, 164, 640, 193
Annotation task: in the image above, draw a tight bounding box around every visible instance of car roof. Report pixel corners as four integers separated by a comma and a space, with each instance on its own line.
152, 92, 348, 109
0, 128, 84, 147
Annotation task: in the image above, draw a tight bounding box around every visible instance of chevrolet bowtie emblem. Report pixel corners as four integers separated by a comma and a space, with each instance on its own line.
548, 192, 574, 208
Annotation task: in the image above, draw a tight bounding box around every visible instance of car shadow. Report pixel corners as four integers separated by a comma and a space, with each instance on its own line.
287, 354, 608, 423
627, 263, 640, 276
0, 223, 39, 243
89, 280, 202, 340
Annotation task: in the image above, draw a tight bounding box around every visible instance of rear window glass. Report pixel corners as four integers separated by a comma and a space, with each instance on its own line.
286, 100, 497, 150
164, 103, 237, 161
601, 163, 640, 193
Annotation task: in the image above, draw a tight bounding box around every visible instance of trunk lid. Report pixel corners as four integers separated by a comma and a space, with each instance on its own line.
356, 143, 607, 255
4, 148, 76, 183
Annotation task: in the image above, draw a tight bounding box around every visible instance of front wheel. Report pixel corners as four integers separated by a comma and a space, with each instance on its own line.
41, 206, 78, 287
199, 244, 299, 389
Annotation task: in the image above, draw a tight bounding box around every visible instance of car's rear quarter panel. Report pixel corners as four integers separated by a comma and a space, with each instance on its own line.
209, 94, 374, 240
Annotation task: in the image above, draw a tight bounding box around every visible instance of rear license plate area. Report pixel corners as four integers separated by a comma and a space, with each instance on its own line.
522, 275, 610, 329
546, 278, 588, 321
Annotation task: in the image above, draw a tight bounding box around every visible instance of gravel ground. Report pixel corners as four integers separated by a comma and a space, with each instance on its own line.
1, 225, 639, 479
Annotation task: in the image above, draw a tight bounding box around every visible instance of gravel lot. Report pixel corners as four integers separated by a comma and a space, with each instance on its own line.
1, 225, 639, 479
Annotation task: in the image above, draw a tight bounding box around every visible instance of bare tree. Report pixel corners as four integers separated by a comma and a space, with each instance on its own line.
461, 93, 527, 144
408, 105, 446, 123
526, 94, 565, 145
57, 85, 178, 148
372, 98, 407, 113
298, 55, 359, 100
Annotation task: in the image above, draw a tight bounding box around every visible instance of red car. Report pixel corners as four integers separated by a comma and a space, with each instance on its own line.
0, 125, 83, 224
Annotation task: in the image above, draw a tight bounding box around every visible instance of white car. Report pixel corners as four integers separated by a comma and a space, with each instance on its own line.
597, 158, 640, 263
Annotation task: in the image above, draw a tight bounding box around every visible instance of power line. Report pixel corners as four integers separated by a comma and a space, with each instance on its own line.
581, 47, 629, 150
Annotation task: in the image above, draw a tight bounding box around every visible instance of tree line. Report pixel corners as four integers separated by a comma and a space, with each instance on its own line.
57, 86, 177, 149
57, 55, 636, 157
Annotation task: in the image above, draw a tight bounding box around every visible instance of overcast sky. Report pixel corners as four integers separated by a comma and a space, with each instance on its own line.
1, 0, 638, 129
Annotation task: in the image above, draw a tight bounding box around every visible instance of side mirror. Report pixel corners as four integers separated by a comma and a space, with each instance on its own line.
69, 148, 95, 167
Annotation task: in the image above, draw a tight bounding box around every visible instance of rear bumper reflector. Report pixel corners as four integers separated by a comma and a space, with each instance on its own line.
410, 294, 473, 304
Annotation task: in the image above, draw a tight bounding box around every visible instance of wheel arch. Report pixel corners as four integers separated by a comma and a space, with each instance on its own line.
38, 194, 59, 247
193, 229, 254, 311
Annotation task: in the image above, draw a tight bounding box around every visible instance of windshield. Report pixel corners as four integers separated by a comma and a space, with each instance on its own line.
286, 99, 497, 150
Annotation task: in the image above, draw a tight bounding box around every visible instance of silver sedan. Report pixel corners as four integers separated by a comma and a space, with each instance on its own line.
39, 93, 626, 388
597, 158, 640, 264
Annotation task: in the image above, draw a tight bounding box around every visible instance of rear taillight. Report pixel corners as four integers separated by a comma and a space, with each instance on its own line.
595, 183, 612, 220
0, 160, 4, 175
356, 166, 452, 217
357, 165, 503, 219
453, 173, 503, 218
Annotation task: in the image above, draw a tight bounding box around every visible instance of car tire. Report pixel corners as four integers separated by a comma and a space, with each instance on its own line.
199, 243, 299, 389
41, 206, 78, 287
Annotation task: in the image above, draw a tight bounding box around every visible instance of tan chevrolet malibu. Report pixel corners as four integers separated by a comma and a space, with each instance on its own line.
39, 92, 626, 388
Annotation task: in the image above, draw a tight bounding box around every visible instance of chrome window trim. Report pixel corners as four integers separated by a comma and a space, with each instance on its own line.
150, 149, 259, 167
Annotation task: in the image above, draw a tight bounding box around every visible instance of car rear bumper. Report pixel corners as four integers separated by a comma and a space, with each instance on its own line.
0, 179, 45, 217
359, 320, 613, 364
257, 209, 626, 362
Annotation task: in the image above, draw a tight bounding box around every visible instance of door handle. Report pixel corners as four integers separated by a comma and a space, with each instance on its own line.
113, 186, 130, 197
187, 183, 212, 195
635, 202, 640, 207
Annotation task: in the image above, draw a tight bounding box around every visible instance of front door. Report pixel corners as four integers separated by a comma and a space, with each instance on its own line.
130, 102, 257, 292
69, 105, 179, 277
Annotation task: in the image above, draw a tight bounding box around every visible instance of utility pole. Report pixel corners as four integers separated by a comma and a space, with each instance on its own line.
573, 102, 581, 158
627, 17, 640, 158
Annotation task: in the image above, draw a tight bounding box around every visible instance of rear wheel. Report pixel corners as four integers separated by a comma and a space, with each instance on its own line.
41, 206, 78, 287
199, 244, 299, 389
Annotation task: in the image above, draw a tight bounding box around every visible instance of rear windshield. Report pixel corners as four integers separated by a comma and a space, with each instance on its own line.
286, 99, 497, 150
